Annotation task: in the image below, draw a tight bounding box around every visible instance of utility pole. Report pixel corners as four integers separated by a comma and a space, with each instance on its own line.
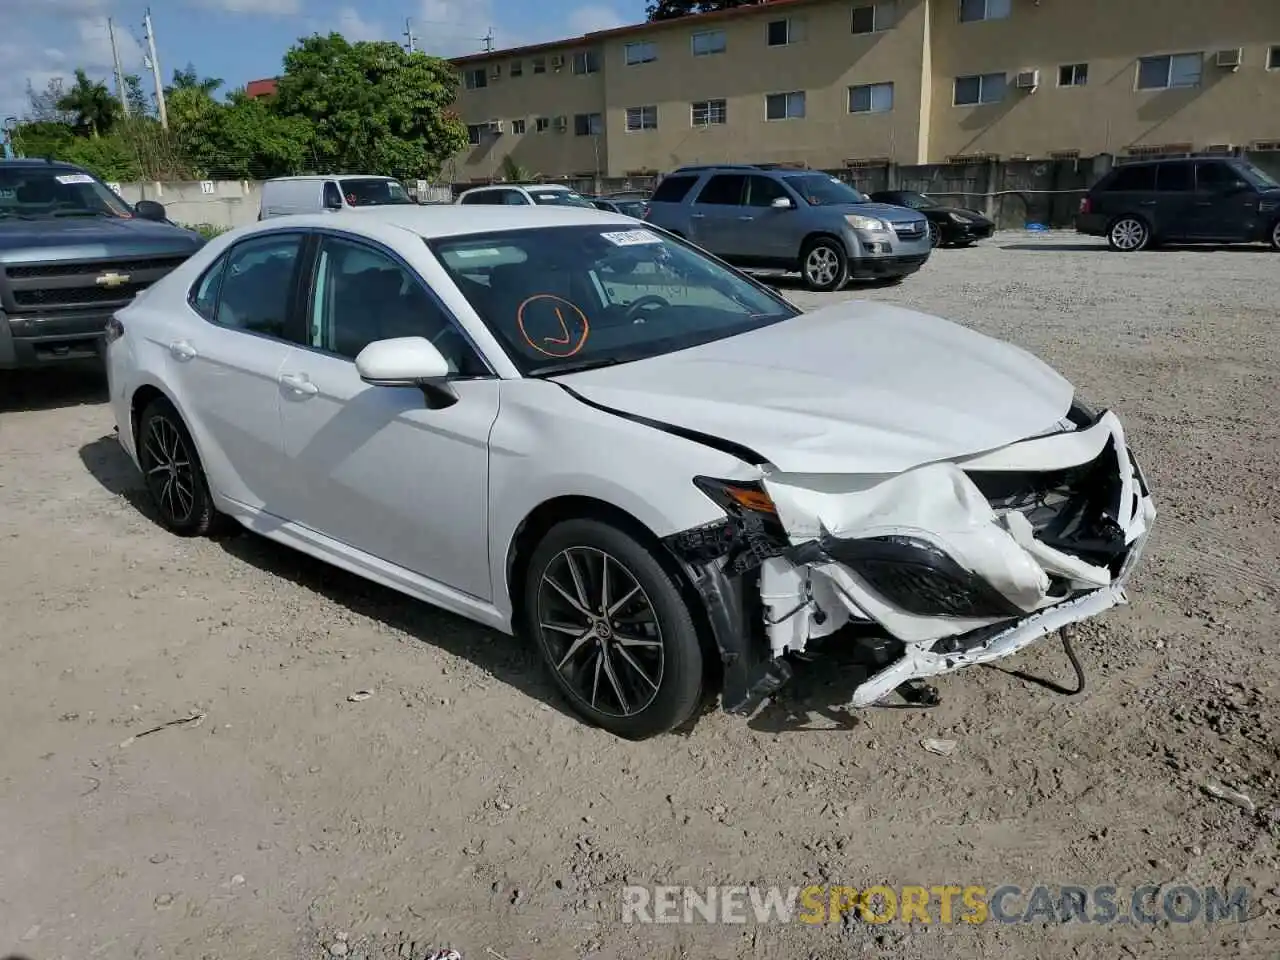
403, 18, 416, 53
483, 28, 494, 53
108, 17, 130, 116
143, 9, 168, 130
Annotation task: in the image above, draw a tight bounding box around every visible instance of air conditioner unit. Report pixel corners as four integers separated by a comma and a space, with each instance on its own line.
1014, 70, 1040, 90
550, 54, 565, 70
552, 115, 567, 132
486, 119, 504, 135
1214, 48, 1242, 69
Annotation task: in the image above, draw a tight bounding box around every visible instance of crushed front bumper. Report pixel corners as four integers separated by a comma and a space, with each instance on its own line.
665, 408, 1156, 713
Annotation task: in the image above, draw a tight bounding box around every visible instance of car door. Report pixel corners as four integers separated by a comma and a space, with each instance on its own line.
1096, 163, 1157, 227
687, 173, 748, 257
176, 231, 305, 511
1152, 162, 1196, 239
742, 175, 798, 260
274, 230, 500, 600
1187, 161, 1258, 240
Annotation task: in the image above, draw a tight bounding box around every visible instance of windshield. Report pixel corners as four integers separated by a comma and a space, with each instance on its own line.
428, 224, 799, 376
1231, 160, 1279, 190
0, 167, 134, 220
894, 191, 938, 209
339, 178, 413, 206
529, 189, 595, 208
783, 174, 870, 206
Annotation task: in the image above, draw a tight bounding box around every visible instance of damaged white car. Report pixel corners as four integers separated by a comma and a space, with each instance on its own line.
105, 206, 1156, 740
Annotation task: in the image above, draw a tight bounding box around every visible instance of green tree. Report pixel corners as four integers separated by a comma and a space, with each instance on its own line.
24, 78, 75, 124
646, 0, 756, 20
273, 34, 467, 179
168, 83, 311, 179
499, 155, 538, 182
166, 63, 224, 99
123, 74, 152, 117
10, 120, 77, 159
56, 69, 120, 138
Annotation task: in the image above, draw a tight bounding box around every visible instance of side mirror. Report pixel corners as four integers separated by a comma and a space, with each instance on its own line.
134, 199, 167, 222
355, 337, 450, 385
771, 196, 795, 210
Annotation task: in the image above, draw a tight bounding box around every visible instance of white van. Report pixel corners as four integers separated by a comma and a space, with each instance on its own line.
258, 175, 415, 219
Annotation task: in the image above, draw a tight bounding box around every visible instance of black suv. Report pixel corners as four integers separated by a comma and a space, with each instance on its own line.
1076, 157, 1280, 252
0, 159, 204, 370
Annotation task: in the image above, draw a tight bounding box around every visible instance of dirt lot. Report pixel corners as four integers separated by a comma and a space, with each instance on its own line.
1, 233, 1278, 960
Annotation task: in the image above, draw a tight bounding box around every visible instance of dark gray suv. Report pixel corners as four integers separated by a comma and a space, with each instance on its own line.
642, 164, 931, 291
1076, 157, 1280, 252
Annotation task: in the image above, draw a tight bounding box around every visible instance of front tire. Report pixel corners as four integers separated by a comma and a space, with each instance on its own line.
927, 222, 942, 248
1108, 216, 1150, 252
799, 237, 849, 292
523, 518, 705, 740
136, 397, 220, 537
1270, 219, 1280, 252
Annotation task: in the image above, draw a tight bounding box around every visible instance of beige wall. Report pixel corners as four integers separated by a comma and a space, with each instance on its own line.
927, 0, 1280, 161
449, 0, 1280, 179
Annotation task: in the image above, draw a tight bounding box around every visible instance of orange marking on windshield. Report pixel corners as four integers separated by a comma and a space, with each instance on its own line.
517, 294, 590, 358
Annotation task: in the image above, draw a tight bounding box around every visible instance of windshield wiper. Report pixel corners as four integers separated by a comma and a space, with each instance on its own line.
48, 210, 112, 218
535, 356, 631, 377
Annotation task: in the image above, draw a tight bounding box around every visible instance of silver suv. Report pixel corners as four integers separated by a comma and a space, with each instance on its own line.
643, 164, 931, 291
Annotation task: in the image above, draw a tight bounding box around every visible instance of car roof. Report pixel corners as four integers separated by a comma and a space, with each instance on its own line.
243, 204, 636, 239
0, 158, 82, 171
461, 183, 573, 192
264, 174, 395, 183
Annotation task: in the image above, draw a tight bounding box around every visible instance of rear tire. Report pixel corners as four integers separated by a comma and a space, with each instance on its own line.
1270, 219, 1280, 251
1107, 216, 1150, 252
136, 397, 221, 537
799, 237, 849, 292
522, 518, 705, 740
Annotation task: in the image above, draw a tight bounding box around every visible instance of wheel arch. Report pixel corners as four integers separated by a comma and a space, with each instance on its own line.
129, 382, 178, 450
800, 230, 851, 257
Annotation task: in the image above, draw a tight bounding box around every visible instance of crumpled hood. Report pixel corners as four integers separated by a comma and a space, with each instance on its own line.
555, 301, 1074, 474
0, 216, 203, 264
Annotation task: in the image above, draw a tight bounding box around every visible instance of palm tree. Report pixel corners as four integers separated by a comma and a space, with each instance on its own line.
500, 154, 538, 182
166, 64, 224, 99
55, 69, 119, 138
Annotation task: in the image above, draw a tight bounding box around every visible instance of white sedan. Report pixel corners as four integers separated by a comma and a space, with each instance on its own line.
105, 206, 1156, 739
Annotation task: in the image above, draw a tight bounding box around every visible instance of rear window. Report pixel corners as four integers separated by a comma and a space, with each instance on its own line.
1104, 164, 1157, 192
649, 174, 699, 203
1155, 163, 1193, 192
528, 189, 594, 208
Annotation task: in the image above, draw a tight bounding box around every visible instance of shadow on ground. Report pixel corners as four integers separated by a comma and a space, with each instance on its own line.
1001, 242, 1273, 253
0, 362, 107, 413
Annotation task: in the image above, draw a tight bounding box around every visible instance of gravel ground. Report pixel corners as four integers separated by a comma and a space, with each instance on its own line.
1, 232, 1278, 960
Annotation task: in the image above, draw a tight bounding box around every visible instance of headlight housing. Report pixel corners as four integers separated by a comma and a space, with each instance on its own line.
948, 211, 968, 224
845, 213, 888, 232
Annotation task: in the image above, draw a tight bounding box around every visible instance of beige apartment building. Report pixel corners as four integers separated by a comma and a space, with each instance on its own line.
448, 0, 1280, 182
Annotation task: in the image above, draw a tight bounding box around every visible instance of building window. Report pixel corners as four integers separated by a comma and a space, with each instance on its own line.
1058, 63, 1088, 86
848, 81, 894, 113
1269, 45, 1280, 69
532, 57, 546, 74
692, 29, 726, 56
1137, 52, 1202, 90
510, 60, 523, 77
851, 1, 895, 34
574, 112, 603, 136
691, 98, 727, 126
954, 72, 1007, 105
572, 50, 600, 74
463, 68, 487, 90
765, 90, 806, 120
766, 18, 806, 46
466, 124, 485, 145
959, 0, 1010, 22
535, 116, 550, 132
625, 105, 658, 131
625, 41, 657, 65
511, 118, 526, 134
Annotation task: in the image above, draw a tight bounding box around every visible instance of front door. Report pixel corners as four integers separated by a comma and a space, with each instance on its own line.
687, 173, 748, 258
741, 175, 797, 260
1184, 161, 1257, 241
275, 232, 499, 600
173, 230, 305, 512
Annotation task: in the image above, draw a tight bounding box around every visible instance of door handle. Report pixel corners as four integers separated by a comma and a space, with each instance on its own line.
279, 373, 318, 397
737, 215, 755, 221
168, 339, 197, 361
1138, 200, 1157, 206
1195, 201, 1213, 207
690, 213, 705, 219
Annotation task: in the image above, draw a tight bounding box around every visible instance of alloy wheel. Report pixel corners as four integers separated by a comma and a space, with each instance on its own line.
1110, 218, 1147, 251
141, 415, 197, 525
928, 222, 942, 247
535, 546, 665, 719
1272, 221, 1280, 250
804, 246, 840, 287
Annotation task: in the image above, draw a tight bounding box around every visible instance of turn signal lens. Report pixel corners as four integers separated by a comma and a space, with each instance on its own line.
693, 476, 778, 516
104, 316, 125, 344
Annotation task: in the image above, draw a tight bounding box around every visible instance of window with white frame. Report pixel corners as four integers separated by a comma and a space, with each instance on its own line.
1136, 52, 1202, 90
511, 118, 526, 134
959, 0, 1010, 23
625, 40, 657, 65
852, 1, 896, 34
954, 72, 1007, 105
572, 50, 600, 74
463, 68, 487, 89
535, 116, 550, 132
765, 91, 806, 120
766, 18, 806, 46
1058, 63, 1088, 86
692, 29, 726, 56
848, 82, 894, 113
1269, 45, 1280, 69
466, 123, 485, 145
691, 98, 727, 126
625, 105, 658, 131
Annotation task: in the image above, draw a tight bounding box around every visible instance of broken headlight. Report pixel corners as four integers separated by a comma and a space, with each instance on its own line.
822, 535, 1024, 619
668, 477, 789, 574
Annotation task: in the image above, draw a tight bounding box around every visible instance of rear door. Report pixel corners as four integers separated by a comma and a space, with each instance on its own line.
1095, 163, 1157, 228
1152, 162, 1196, 240
688, 173, 748, 256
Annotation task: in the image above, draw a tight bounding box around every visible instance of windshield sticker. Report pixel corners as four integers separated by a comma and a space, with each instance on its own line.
55, 174, 95, 185
601, 229, 663, 247
453, 248, 504, 259
517, 294, 590, 358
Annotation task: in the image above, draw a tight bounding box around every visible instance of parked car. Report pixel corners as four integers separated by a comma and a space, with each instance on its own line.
869, 190, 995, 248
0, 158, 204, 371
259, 175, 414, 219
643, 164, 931, 291
589, 196, 648, 218
106, 205, 1155, 740
1076, 156, 1280, 252
456, 183, 596, 208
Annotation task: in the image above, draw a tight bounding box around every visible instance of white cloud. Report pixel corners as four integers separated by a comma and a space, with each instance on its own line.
416, 0, 495, 57
187, 0, 302, 14
566, 4, 628, 35
335, 7, 385, 42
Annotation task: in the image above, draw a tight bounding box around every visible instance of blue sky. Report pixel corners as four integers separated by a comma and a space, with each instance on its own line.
0, 0, 650, 121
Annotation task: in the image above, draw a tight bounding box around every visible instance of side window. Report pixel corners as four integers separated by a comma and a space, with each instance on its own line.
695, 174, 746, 205
309, 236, 486, 376
1195, 162, 1239, 191
189, 254, 228, 321
1105, 164, 1156, 192
744, 175, 789, 207
323, 182, 343, 208
503, 190, 531, 205
214, 233, 303, 338
1155, 163, 1193, 192
649, 174, 698, 203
